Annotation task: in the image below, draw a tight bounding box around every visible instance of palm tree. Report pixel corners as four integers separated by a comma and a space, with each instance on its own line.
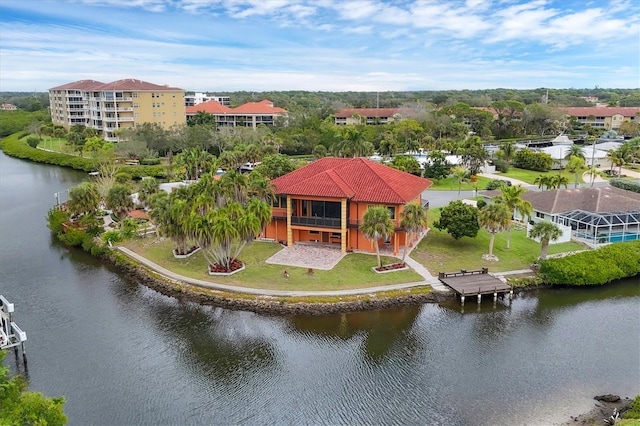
566, 156, 586, 188
497, 142, 516, 163
528, 221, 562, 260
400, 203, 429, 261
137, 177, 159, 208
607, 145, 632, 176
360, 206, 395, 268
106, 184, 134, 220
449, 166, 468, 199
337, 126, 368, 157
534, 174, 551, 190
564, 144, 585, 161
496, 185, 532, 249
67, 182, 100, 217
549, 174, 569, 189
477, 202, 511, 261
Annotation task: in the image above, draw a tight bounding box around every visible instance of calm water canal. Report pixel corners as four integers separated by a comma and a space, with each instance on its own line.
1, 151, 639, 426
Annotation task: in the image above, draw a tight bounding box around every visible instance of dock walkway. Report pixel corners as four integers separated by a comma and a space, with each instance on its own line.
438, 268, 513, 304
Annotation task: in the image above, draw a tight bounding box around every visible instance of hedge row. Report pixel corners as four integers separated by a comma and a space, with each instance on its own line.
0, 132, 166, 178
539, 241, 640, 285
610, 179, 640, 194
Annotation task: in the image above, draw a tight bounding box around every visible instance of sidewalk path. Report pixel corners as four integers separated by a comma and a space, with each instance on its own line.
117, 246, 446, 297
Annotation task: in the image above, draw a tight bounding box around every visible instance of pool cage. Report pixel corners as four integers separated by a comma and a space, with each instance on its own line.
557, 209, 640, 246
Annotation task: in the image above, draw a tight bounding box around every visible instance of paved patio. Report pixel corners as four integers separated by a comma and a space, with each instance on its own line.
265, 243, 347, 270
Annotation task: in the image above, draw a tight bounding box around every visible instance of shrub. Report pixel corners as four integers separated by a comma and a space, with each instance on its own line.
513, 148, 553, 171
47, 208, 70, 234
486, 179, 509, 190
140, 158, 161, 165
476, 199, 487, 209
492, 158, 510, 173
610, 179, 640, 194
26, 135, 40, 148
539, 241, 640, 285
623, 395, 640, 419
102, 230, 124, 244
115, 172, 132, 184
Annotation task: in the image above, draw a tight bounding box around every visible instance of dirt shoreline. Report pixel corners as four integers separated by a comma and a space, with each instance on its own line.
562, 395, 634, 425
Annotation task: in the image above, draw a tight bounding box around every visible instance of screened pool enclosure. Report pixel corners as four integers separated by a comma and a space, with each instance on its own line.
557, 209, 640, 245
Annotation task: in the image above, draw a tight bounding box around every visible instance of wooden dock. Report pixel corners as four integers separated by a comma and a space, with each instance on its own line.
438, 268, 512, 304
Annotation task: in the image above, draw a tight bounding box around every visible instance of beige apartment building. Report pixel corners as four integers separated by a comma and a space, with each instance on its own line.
49, 79, 185, 141
560, 107, 640, 130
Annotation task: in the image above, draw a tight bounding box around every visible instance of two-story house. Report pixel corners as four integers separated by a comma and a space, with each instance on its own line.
264, 157, 432, 255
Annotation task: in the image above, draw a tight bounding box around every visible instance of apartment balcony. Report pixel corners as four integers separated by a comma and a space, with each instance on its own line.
116, 106, 133, 112
103, 116, 134, 122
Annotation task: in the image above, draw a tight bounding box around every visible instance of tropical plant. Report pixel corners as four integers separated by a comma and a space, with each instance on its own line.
400, 203, 429, 261
534, 174, 551, 190
67, 182, 100, 217
106, 184, 134, 220
449, 166, 468, 199
496, 141, 517, 163
360, 206, 395, 268
477, 202, 511, 261
528, 221, 562, 260
496, 184, 532, 249
564, 144, 585, 160
137, 177, 159, 208
549, 174, 569, 189
433, 200, 479, 240
0, 351, 67, 425
566, 155, 586, 188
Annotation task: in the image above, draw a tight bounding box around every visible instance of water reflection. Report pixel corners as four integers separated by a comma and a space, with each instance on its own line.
287, 306, 424, 363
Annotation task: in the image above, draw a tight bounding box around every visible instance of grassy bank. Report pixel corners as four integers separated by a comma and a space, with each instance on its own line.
124, 238, 424, 291
500, 167, 583, 185
0, 132, 166, 178
410, 208, 587, 273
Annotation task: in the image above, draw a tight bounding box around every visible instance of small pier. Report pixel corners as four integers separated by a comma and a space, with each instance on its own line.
438, 268, 513, 305
1, 295, 28, 365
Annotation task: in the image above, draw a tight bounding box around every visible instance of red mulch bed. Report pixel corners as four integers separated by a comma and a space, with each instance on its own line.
375, 262, 407, 272
209, 258, 243, 273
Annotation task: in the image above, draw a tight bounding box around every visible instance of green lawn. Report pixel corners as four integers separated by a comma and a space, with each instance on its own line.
410, 208, 588, 273
429, 175, 492, 191
499, 167, 584, 186
37, 137, 70, 153
124, 239, 424, 291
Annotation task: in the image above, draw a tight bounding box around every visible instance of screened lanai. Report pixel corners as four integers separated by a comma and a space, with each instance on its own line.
558, 209, 640, 245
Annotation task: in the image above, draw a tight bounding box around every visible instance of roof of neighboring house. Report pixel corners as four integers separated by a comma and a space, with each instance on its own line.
560, 107, 640, 117
95, 79, 182, 91
522, 187, 640, 214
186, 100, 233, 115
49, 79, 105, 91
128, 209, 150, 219
538, 145, 608, 159
271, 157, 433, 204
231, 100, 287, 114
49, 79, 182, 92
334, 108, 400, 119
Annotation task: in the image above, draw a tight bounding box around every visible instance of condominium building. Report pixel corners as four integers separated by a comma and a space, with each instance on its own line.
334, 108, 401, 125
560, 107, 640, 130
185, 99, 287, 128
49, 79, 185, 141
184, 92, 230, 107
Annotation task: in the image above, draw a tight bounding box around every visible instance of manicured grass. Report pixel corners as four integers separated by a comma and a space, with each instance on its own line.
410, 208, 588, 273
499, 167, 583, 185
428, 175, 492, 191
37, 137, 71, 153
124, 239, 424, 291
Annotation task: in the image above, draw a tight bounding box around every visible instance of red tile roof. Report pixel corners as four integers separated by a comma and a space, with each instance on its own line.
186, 100, 233, 114
560, 107, 640, 117
334, 108, 400, 118
95, 79, 182, 91
128, 209, 150, 219
49, 79, 105, 91
232, 100, 287, 114
271, 157, 432, 204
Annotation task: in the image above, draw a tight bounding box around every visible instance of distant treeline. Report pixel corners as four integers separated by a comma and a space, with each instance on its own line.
3, 87, 640, 113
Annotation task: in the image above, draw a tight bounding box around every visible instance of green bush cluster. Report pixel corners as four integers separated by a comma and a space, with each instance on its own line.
610, 179, 640, 194
46, 209, 110, 256
140, 158, 161, 165
513, 148, 553, 171
539, 241, 640, 285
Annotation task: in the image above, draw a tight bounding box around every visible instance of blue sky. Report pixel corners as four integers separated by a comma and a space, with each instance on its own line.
1, 0, 639, 92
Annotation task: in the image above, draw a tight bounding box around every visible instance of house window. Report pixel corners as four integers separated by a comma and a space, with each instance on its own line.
309, 230, 320, 235
331, 232, 341, 239
272, 196, 288, 208
536, 212, 544, 219
387, 206, 396, 219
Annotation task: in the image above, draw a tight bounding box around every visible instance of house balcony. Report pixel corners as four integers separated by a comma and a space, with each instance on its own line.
271, 211, 403, 230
